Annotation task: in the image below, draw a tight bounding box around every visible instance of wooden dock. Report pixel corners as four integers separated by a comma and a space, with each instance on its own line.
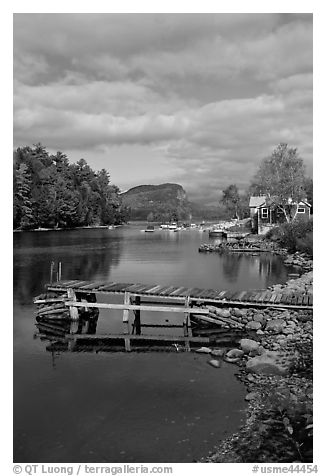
45, 279, 313, 309
34, 278, 312, 353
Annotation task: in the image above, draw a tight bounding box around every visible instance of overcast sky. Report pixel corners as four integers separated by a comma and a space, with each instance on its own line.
13, 13, 312, 204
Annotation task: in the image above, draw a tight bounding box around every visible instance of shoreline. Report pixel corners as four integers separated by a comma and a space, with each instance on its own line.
200, 248, 313, 463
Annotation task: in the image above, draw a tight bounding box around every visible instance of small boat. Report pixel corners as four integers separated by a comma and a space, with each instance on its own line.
208, 226, 226, 238
145, 225, 155, 233
160, 224, 169, 229
168, 223, 178, 230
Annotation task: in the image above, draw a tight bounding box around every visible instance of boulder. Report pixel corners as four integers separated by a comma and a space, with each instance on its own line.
265, 319, 286, 333
245, 392, 260, 401
256, 329, 264, 335
232, 308, 246, 318
195, 347, 212, 354
246, 351, 289, 376
225, 348, 244, 359
239, 338, 260, 353
246, 321, 262, 331
253, 313, 266, 325
210, 349, 225, 357
217, 309, 231, 318
208, 359, 221, 368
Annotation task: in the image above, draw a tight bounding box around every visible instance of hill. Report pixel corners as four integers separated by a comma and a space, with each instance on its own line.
120, 183, 192, 221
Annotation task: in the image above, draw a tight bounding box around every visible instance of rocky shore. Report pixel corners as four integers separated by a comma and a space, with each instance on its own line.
198, 252, 313, 463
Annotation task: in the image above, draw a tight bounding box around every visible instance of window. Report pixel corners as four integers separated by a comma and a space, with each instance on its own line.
297, 207, 305, 213
261, 208, 268, 218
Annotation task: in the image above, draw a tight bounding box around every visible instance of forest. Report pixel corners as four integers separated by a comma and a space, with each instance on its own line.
13, 144, 130, 230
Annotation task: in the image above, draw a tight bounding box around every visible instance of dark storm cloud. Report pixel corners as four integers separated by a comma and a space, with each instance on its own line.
13, 13, 313, 201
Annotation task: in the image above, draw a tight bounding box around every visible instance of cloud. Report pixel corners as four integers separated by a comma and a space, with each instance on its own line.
13, 13, 313, 203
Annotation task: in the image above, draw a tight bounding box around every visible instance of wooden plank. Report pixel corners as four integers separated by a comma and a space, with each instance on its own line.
216, 290, 228, 300
78, 281, 107, 290
308, 294, 313, 306
48, 280, 80, 289
160, 286, 180, 296
108, 283, 134, 292
280, 293, 290, 304
156, 285, 177, 296
64, 301, 210, 314
136, 283, 162, 293
290, 294, 299, 306
125, 283, 149, 293
227, 291, 242, 301
96, 282, 117, 291
169, 286, 190, 297
274, 294, 283, 304
66, 333, 210, 343
229, 291, 242, 302
191, 288, 206, 298
268, 292, 278, 303
236, 290, 248, 302
258, 291, 269, 303
302, 294, 309, 305
68, 281, 91, 289
195, 289, 217, 299
296, 294, 304, 305
143, 284, 165, 295
262, 291, 272, 303
191, 314, 226, 326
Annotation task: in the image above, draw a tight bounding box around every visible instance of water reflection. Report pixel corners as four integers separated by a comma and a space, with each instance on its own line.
13, 229, 123, 303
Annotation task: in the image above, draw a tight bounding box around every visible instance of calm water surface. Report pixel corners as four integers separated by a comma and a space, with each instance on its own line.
14, 225, 291, 463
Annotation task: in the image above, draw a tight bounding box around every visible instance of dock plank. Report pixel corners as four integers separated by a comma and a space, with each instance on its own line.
160, 286, 180, 296
302, 294, 309, 305
78, 281, 107, 290
274, 294, 283, 304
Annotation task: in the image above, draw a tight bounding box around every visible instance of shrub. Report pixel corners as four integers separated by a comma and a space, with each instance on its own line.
265, 219, 313, 255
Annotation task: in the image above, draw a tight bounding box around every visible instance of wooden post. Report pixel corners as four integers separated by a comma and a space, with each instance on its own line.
184, 296, 190, 351
58, 262, 62, 281
123, 292, 131, 351
67, 288, 79, 321
134, 296, 141, 335
50, 261, 55, 284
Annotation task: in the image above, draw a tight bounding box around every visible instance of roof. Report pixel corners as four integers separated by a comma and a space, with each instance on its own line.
249, 196, 266, 208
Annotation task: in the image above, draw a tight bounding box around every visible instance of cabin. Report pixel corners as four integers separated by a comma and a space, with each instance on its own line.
249, 195, 311, 235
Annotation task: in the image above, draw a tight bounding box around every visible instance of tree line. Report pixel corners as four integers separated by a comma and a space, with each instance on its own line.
13, 144, 130, 230
220, 143, 313, 222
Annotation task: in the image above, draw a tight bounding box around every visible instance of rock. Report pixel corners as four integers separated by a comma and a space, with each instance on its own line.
256, 329, 264, 335
207, 306, 218, 314
282, 327, 294, 335
195, 347, 212, 354
278, 339, 287, 347
226, 348, 244, 359
208, 359, 221, 368
232, 308, 245, 318
224, 356, 240, 364
217, 309, 231, 318
246, 351, 289, 376
239, 338, 260, 353
265, 319, 286, 333
253, 313, 266, 324
245, 392, 259, 401
246, 321, 262, 331
210, 349, 225, 357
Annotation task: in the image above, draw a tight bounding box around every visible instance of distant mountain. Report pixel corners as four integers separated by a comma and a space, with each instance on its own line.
120, 183, 192, 221
120, 183, 229, 222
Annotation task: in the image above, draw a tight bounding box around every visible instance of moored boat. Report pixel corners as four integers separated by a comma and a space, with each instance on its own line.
168, 222, 178, 230
145, 225, 155, 232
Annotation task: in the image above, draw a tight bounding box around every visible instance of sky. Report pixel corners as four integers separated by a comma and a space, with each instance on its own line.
13, 13, 313, 204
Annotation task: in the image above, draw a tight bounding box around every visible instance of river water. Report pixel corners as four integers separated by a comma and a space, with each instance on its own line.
13, 225, 291, 463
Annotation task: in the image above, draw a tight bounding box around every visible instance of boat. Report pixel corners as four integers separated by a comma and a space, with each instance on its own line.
145, 225, 155, 233
208, 226, 226, 238
160, 224, 169, 229
168, 223, 178, 230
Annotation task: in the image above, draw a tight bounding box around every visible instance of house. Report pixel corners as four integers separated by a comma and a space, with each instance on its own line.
249, 195, 311, 235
